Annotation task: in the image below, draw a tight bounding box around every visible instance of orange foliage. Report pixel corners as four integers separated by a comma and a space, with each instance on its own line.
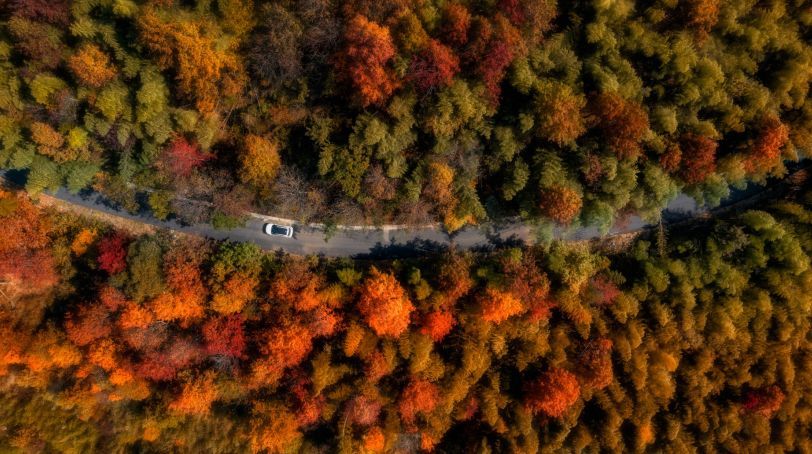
0, 190, 50, 253
88, 339, 117, 371
591, 93, 649, 160
480, 286, 524, 324
48, 343, 82, 368
745, 116, 790, 174
339, 15, 398, 107
118, 303, 155, 330
524, 368, 581, 417
99, 285, 128, 311
685, 0, 720, 43
137, 8, 245, 114
539, 185, 582, 224
365, 350, 394, 382
438, 252, 474, 304
211, 272, 258, 314
240, 134, 281, 187
362, 427, 386, 453
249, 403, 302, 453
68, 44, 117, 88
71, 228, 97, 256
251, 323, 313, 387
271, 258, 325, 312
169, 373, 218, 415
398, 379, 440, 427
150, 292, 205, 327
30, 121, 64, 159
420, 309, 455, 341
357, 268, 415, 338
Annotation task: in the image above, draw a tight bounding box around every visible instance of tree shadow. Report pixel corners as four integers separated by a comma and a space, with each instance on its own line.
353, 238, 449, 260
468, 232, 527, 253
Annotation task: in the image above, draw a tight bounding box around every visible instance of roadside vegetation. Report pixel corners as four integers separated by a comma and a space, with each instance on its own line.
1, 180, 811, 452
0, 1, 809, 231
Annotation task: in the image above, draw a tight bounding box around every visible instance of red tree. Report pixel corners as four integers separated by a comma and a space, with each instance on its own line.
743, 385, 785, 417
679, 133, 717, 184
745, 116, 789, 174
409, 39, 460, 92
97, 233, 129, 275
339, 15, 399, 107
591, 93, 649, 160
524, 368, 581, 417
442, 3, 471, 47
202, 315, 247, 359
160, 137, 210, 178
8, 0, 70, 25
419, 309, 455, 342
65, 304, 113, 347
398, 379, 440, 427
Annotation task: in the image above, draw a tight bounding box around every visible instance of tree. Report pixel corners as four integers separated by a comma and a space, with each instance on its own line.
442, 3, 471, 47
126, 237, 165, 302
480, 287, 524, 324
679, 133, 717, 184
97, 233, 129, 275
68, 45, 117, 89
240, 134, 281, 188
591, 93, 649, 160
210, 272, 258, 314
65, 304, 112, 347
535, 82, 586, 145
339, 15, 398, 107
137, 7, 245, 114
203, 315, 247, 359
398, 379, 440, 427
8, 0, 70, 25
745, 116, 789, 174
357, 268, 414, 338
524, 368, 580, 417
409, 39, 460, 92
419, 309, 455, 341
743, 385, 785, 417
169, 373, 218, 415
159, 137, 210, 178
270, 258, 325, 312
683, 0, 720, 43
249, 403, 302, 453
539, 186, 582, 224
248, 4, 303, 91
576, 338, 613, 390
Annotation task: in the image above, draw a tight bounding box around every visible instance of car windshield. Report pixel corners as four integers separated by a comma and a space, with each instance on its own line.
270, 225, 289, 235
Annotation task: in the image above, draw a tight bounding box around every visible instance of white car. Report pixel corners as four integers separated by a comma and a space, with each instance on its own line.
263, 223, 294, 238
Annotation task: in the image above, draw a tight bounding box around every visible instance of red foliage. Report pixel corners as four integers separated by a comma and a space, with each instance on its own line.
539, 186, 583, 224
587, 275, 621, 306
474, 17, 522, 103
419, 309, 455, 341
442, 3, 471, 47
357, 268, 415, 338
339, 15, 399, 107
203, 315, 247, 359
160, 137, 210, 178
9, 0, 70, 25
591, 93, 649, 160
524, 368, 581, 417
97, 233, 129, 275
398, 379, 440, 427
98, 286, 128, 312
65, 304, 112, 347
409, 39, 460, 92
745, 116, 790, 174
660, 142, 682, 173
743, 385, 785, 417
0, 249, 57, 296
577, 338, 614, 390
137, 339, 203, 382
345, 395, 383, 426
679, 133, 717, 185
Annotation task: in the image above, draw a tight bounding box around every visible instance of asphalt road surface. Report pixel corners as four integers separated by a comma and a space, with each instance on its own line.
6, 167, 800, 258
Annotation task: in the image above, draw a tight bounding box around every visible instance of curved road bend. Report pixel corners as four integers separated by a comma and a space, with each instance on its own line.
3, 167, 804, 257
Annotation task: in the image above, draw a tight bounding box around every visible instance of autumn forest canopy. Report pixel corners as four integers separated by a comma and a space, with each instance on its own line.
2, 0, 812, 453
0, 0, 809, 229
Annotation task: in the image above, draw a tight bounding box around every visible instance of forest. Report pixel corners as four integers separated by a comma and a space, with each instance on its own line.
0, 0, 809, 230
1, 176, 811, 452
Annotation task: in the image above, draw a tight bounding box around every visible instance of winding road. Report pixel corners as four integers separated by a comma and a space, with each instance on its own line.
2, 167, 802, 258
